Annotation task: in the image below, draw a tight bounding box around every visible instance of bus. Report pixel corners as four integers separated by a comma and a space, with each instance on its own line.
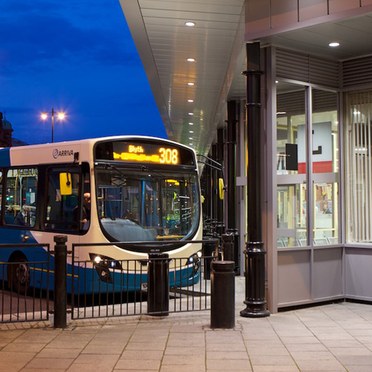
0, 136, 202, 294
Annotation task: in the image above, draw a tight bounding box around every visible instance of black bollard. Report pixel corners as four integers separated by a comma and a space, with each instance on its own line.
210, 261, 235, 328
240, 242, 270, 318
54, 235, 68, 328
147, 253, 169, 316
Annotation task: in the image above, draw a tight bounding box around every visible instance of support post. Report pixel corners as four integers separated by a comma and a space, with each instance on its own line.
216, 127, 225, 224
226, 100, 240, 273
54, 235, 68, 328
211, 143, 218, 221
240, 42, 270, 318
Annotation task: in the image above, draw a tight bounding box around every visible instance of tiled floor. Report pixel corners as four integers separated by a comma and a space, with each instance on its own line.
2, 281, 372, 370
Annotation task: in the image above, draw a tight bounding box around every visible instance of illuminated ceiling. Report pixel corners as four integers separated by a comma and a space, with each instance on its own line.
119, 0, 372, 156
119, 0, 245, 156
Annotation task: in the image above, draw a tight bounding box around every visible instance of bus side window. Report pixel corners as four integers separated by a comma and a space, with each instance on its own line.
45, 168, 80, 231
4, 167, 37, 228
0, 170, 2, 219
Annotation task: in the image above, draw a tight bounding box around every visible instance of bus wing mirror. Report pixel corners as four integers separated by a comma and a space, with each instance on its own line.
218, 178, 225, 200
59, 172, 72, 195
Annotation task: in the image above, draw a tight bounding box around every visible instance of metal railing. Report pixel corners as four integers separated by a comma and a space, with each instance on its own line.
70, 239, 219, 320
0, 238, 226, 324
0, 243, 51, 323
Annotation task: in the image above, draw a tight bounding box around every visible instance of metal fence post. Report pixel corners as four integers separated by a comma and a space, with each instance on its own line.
54, 235, 68, 328
221, 233, 234, 262
147, 252, 169, 316
202, 238, 215, 279
210, 260, 235, 328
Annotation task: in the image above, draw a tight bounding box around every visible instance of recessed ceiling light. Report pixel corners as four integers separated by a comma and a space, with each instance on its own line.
185, 21, 195, 27
187, 82, 194, 86
187, 99, 194, 103
189, 122, 193, 125
189, 130, 194, 133
188, 112, 194, 116
187, 58, 195, 62
189, 137, 193, 140
329, 42, 340, 48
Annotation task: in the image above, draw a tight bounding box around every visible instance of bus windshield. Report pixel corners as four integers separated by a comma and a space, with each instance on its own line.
96, 166, 200, 242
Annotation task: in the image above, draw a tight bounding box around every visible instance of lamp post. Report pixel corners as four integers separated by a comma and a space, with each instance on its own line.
40, 108, 66, 143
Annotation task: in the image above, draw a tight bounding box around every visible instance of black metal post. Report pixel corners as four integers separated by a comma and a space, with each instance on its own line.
211, 143, 218, 222
203, 154, 212, 221
226, 100, 240, 273
147, 253, 169, 316
210, 260, 235, 328
226, 101, 237, 229
54, 235, 68, 328
202, 238, 215, 280
240, 42, 270, 318
216, 127, 225, 224
221, 232, 234, 261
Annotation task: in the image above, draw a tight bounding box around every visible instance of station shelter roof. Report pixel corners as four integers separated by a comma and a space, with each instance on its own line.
119, 0, 372, 157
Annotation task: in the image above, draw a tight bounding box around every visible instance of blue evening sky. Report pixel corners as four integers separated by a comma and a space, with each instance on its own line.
0, 0, 166, 145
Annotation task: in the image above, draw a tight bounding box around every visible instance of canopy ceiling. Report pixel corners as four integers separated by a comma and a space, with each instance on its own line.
119, 0, 372, 156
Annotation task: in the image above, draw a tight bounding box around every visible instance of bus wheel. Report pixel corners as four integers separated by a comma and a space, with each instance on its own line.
7, 254, 30, 295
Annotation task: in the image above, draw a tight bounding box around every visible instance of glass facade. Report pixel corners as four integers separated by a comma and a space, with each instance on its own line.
345, 90, 372, 243
276, 85, 307, 247
276, 83, 339, 247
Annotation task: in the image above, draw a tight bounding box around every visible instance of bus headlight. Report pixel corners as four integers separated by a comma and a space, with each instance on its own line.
186, 251, 202, 274
89, 254, 122, 283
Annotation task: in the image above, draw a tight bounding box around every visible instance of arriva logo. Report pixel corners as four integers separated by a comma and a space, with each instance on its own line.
53, 149, 74, 159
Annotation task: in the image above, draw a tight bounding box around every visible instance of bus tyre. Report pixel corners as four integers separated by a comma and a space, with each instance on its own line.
8, 254, 30, 295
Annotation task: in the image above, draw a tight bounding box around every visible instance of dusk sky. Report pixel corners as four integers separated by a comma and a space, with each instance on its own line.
0, 0, 166, 145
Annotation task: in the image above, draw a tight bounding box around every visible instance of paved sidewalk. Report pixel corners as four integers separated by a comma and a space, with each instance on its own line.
2, 280, 372, 371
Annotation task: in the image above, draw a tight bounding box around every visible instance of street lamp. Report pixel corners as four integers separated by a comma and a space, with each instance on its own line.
40, 108, 66, 143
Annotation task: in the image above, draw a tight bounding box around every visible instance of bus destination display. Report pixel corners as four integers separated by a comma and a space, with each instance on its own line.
114, 144, 179, 165
95, 140, 195, 166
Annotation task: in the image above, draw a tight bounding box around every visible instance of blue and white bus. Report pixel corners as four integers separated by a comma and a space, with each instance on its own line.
0, 136, 202, 294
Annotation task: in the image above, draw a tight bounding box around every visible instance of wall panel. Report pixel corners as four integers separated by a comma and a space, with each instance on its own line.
299, 0, 328, 22
276, 48, 340, 88
345, 247, 372, 300
313, 248, 343, 299
246, 0, 270, 35
278, 250, 311, 305
329, 0, 361, 14
271, 0, 298, 29
246, 0, 370, 38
